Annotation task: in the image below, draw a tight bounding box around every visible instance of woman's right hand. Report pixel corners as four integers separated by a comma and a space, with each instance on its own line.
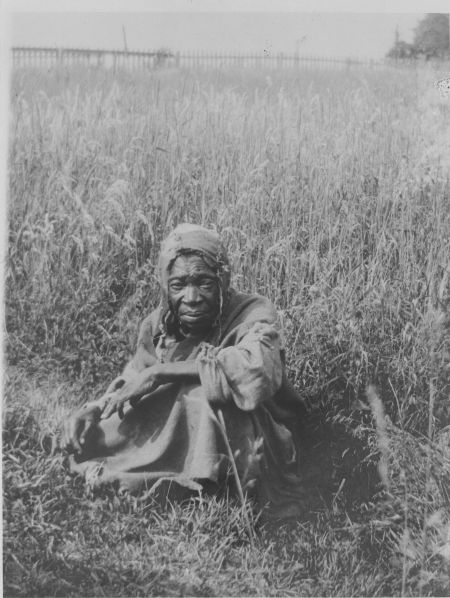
63, 401, 103, 455
63, 376, 128, 454
101, 367, 160, 419
102, 375, 127, 398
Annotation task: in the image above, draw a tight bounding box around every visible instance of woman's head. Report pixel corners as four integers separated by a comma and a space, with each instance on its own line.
158, 224, 231, 335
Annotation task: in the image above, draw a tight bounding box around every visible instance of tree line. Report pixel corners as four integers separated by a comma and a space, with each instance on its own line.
387, 13, 449, 60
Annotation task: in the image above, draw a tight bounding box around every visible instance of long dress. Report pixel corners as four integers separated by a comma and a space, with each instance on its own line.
70, 289, 307, 518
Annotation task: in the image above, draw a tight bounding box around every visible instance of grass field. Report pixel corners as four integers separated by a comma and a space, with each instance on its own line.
4, 64, 450, 596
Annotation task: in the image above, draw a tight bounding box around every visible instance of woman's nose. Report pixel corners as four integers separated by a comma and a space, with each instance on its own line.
184, 285, 201, 304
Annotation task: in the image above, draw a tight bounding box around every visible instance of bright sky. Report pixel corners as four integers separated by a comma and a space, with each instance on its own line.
9, 11, 425, 60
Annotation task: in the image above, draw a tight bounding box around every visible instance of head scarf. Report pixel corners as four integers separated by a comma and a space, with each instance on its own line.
157, 223, 231, 334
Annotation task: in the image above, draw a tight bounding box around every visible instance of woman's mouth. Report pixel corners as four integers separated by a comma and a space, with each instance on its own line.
180, 311, 206, 319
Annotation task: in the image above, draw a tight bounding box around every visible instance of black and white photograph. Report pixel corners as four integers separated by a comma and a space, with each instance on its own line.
3, 0, 450, 596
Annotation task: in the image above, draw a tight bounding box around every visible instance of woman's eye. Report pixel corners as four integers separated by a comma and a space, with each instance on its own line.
200, 280, 214, 290
170, 283, 183, 292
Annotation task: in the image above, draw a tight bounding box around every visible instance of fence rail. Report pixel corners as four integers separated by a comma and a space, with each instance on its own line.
10, 46, 442, 71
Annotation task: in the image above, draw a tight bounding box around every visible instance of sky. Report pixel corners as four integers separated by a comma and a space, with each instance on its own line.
3, 0, 449, 61
9, 12, 424, 60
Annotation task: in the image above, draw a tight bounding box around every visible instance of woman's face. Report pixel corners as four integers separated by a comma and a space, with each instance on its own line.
167, 254, 220, 334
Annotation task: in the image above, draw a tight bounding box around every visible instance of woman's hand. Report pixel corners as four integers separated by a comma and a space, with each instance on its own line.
63, 401, 103, 454
101, 366, 161, 419
94, 375, 128, 411
105, 375, 127, 394
63, 375, 128, 453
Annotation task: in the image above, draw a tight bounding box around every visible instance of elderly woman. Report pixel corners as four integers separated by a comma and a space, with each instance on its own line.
65, 224, 306, 518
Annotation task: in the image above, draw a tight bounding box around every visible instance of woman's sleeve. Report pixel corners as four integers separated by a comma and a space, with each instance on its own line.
197, 322, 283, 411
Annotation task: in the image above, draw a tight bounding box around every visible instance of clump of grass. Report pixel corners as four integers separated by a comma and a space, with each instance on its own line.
362, 385, 450, 596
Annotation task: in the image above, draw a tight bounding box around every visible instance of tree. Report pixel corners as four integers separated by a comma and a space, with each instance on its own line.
386, 13, 449, 60
413, 13, 449, 59
386, 40, 417, 59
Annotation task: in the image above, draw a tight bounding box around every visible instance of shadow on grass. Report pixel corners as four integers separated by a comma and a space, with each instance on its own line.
3, 366, 449, 597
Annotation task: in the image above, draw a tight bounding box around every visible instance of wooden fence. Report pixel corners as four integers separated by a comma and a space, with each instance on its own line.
11, 46, 431, 71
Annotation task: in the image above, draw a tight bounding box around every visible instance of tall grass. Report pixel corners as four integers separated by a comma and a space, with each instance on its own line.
8, 66, 450, 426
5, 65, 450, 596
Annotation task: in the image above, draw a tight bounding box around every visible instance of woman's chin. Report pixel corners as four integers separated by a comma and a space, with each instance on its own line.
179, 314, 213, 334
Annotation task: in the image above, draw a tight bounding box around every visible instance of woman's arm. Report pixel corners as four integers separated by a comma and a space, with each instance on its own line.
64, 313, 160, 451
100, 360, 200, 419
153, 360, 200, 384
197, 322, 284, 411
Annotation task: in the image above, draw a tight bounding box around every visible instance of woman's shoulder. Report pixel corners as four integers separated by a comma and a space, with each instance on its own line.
228, 288, 277, 311
224, 289, 279, 329
138, 305, 164, 341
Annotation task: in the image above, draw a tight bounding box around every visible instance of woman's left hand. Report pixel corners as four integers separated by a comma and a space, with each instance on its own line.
101, 365, 161, 419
